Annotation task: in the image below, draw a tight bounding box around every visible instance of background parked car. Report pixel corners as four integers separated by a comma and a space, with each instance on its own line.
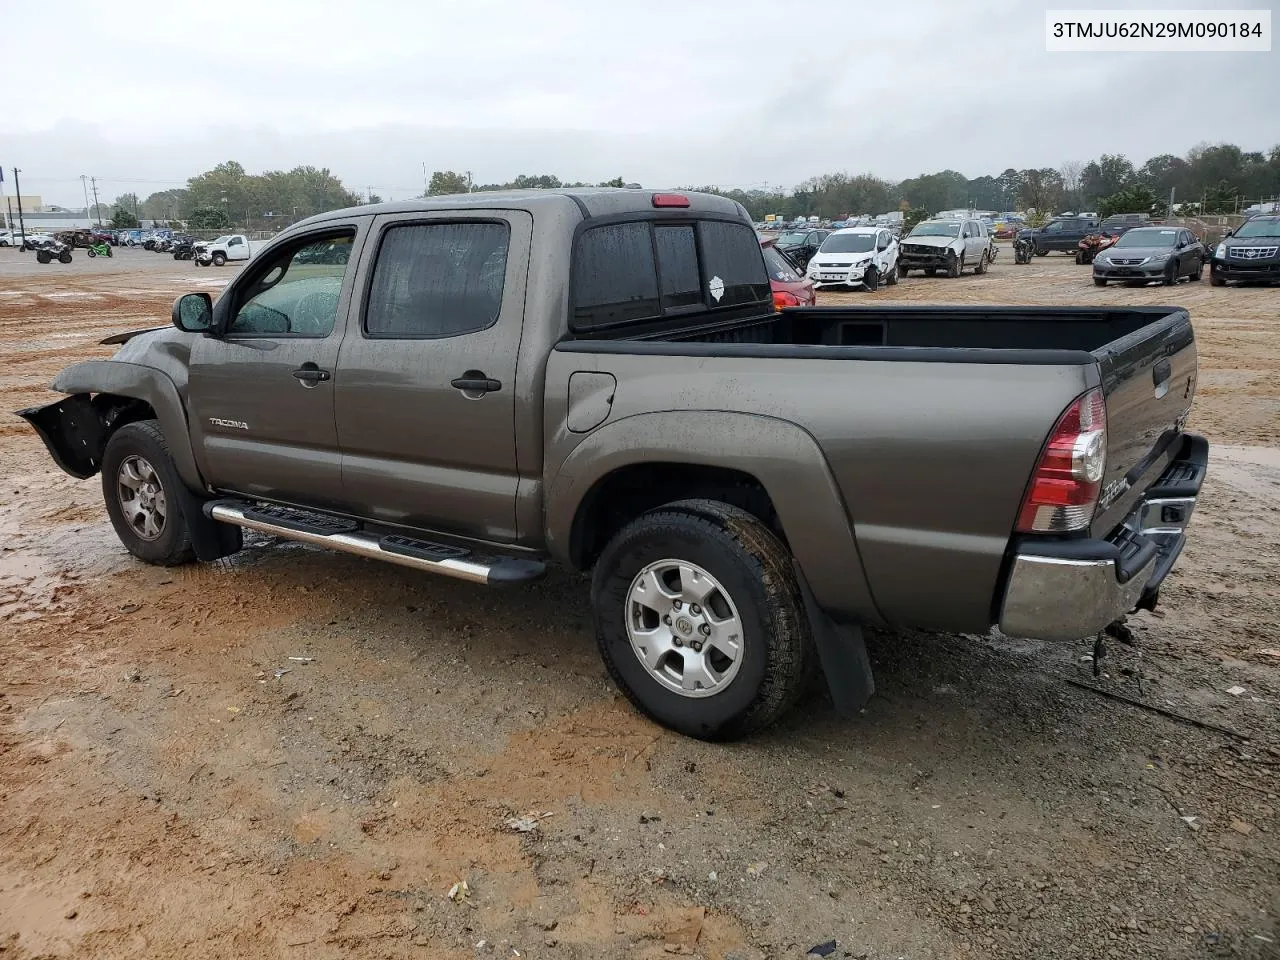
805, 226, 900, 291
759, 235, 815, 307
0, 230, 26, 247
1019, 216, 1099, 255
774, 227, 831, 271
899, 218, 992, 277
1092, 226, 1204, 286
1210, 214, 1280, 286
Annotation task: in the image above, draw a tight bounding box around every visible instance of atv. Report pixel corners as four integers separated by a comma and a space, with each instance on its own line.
1076, 232, 1119, 265
34, 239, 73, 264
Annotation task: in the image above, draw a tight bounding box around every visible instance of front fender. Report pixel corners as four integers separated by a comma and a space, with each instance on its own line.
544, 410, 883, 624
33, 360, 203, 491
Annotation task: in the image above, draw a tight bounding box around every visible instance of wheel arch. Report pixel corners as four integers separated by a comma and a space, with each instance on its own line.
21, 360, 204, 490
546, 410, 882, 624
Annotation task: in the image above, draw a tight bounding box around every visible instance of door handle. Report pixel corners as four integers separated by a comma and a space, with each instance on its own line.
1152, 358, 1172, 386
451, 375, 502, 394
292, 363, 331, 383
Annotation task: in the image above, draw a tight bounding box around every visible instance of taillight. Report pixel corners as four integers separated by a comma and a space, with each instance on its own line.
1016, 387, 1107, 533
773, 290, 801, 309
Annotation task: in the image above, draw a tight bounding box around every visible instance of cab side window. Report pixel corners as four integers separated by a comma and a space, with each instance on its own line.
364, 221, 510, 339
228, 233, 354, 337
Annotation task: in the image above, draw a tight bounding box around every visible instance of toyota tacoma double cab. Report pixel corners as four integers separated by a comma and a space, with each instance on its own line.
19, 189, 1207, 741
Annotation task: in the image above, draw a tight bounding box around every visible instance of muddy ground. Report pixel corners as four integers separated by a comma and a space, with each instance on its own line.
1, 247, 1277, 960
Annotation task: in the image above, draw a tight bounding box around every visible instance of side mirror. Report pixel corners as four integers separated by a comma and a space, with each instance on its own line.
172, 292, 213, 333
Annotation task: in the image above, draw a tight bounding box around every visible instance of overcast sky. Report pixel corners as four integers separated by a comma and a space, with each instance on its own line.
5, 0, 1277, 207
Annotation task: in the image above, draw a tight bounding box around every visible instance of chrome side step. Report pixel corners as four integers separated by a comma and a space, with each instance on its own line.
205, 501, 545, 586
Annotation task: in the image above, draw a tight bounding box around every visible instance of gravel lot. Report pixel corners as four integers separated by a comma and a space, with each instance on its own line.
1, 245, 1277, 960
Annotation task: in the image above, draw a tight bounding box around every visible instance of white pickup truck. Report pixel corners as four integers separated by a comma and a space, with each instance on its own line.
194, 234, 253, 267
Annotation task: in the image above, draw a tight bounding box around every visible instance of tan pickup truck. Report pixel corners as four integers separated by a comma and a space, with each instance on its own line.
20, 188, 1207, 740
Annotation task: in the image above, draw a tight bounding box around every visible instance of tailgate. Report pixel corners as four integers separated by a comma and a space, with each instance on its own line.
1090, 308, 1197, 537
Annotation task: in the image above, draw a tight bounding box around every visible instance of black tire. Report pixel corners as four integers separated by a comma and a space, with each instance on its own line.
946, 252, 961, 278
863, 265, 880, 292
36, 250, 51, 264
591, 499, 816, 741
212, 252, 227, 267
58, 250, 72, 264
87, 248, 97, 258
897, 264, 909, 279
974, 251, 988, 275
886, 262, 899, 285
1210, 272, 1225, 287
1163, 261, 1177, 286
106, 248, 113, 258
101, 421, 196, 566
1035, 249, 1048, 257
1189, 257, 1203, 281
1094, 277, 1107, 287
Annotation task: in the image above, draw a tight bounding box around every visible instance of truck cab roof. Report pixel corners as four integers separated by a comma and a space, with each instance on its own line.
295, 188, 749, 230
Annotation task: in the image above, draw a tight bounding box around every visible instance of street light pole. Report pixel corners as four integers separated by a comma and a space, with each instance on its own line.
13, 168, 27, 243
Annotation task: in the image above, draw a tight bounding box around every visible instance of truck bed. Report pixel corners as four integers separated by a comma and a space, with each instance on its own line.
554, 303, 1197, 632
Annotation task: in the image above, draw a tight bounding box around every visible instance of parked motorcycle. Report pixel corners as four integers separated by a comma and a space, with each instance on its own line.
86, 240, 114, 258
34, 239, 73, 264
1075, 232, 1119, 265
1013, 236, 1036, 264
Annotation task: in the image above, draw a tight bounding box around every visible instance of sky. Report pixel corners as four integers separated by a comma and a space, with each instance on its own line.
4, 0, 1278, 208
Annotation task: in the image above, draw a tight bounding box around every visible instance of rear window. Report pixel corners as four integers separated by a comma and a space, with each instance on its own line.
572, 218, 768, 332
762, 244, 800, 282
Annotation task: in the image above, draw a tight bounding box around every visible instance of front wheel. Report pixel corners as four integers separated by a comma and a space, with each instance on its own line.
101, 421, 195, 566
592, 500, 816, 741
947, 252, 961, 278
974, 251, 988, 275
1209, 272, 1226, 287
1163, 261, 1177, 286
58, 251, 72, 264
863, 265, 880, 292
212, 252, 227, 267
87, 248, 97, 258
1189, 257, 1203, 281
1094, 277, 1107, 287
897, 264, 909, 279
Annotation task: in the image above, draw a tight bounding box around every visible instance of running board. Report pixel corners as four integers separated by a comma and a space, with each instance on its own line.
205, 501, 545, 586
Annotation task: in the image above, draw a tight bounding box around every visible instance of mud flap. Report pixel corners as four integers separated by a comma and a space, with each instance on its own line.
794, 561, 875, 716
169, 479, 243, 562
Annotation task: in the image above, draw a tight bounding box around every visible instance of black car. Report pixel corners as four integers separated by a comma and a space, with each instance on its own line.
170, 236, 198, 260
1019, 217, 1099, 255
1092, 227, 1204, 286
1210, 215, 1280, 286
774, 228, 830, 270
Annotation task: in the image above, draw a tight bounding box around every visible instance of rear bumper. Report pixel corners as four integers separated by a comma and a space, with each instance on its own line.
998, 432, 1208, 641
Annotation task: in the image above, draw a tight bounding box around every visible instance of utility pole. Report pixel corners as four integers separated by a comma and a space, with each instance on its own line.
13, 168, 27, 243
466, 171, 473, 193
80, 175, 92, 224
422, 162, 428, 197
1168, 187, 1176, 220
89, 176, 102, 226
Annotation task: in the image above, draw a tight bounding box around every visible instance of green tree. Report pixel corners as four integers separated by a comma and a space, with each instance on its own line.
427, 170, 471, 196
901, 207, 930, 233
1018, 168, 1065, 213
512, 174, 562, 189
1097, 184, 1161, 218
1202, 179, 1241, 214
597, 176, 626, 188
109, 205, 140, 229
188, 207, 232, 230
142, 188, 190, 221
1081, 154, 1135, 205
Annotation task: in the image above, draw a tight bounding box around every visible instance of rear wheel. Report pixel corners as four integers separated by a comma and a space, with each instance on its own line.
87, 248, 97, 258
592, 499, 815, 741
101, 421, 195, 567
36, 250, 51, 264
863, 265, 880, 292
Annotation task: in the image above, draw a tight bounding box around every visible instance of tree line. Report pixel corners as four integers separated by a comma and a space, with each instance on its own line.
107, 142, 1278, 230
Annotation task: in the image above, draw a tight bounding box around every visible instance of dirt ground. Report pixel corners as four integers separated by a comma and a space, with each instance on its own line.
1, 247, 1277, 960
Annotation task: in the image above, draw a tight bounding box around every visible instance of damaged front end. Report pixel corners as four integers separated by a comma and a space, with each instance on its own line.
18, 392, 153, 479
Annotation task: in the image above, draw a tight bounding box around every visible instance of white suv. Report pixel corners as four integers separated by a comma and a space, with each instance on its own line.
805, 227, 900, 291
899, 218, 992, 278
